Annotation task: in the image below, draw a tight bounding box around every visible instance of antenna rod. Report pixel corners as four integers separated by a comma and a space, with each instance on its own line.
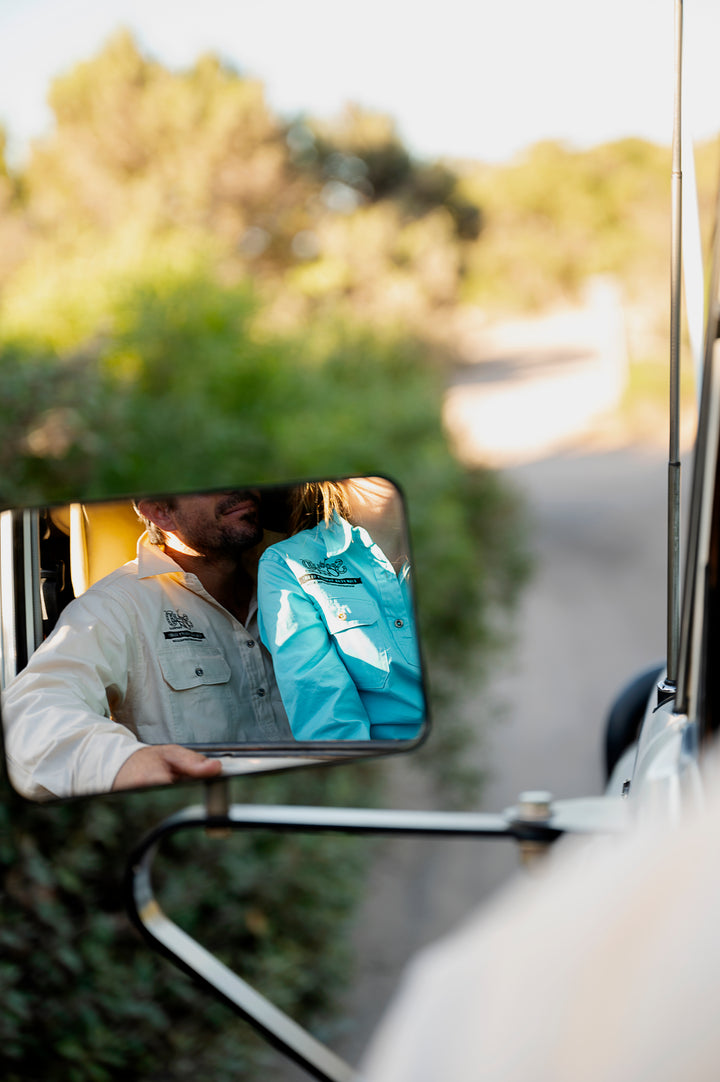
667, 0, 683, 686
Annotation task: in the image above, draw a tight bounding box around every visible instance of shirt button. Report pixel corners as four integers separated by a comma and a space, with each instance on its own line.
195, 667, 204, 676
337, 612, 347, 621
257, 687, 266, 697
395, 619, 404, 628
246, 640, 256, 648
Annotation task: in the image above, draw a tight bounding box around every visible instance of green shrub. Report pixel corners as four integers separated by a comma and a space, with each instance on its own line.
0, 766, 382, 1081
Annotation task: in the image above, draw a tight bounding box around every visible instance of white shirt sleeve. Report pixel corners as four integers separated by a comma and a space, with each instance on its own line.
2, 590, 147, 799
362, 769, 720, 1082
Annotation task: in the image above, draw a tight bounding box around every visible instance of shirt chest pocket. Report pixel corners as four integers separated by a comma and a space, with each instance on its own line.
156, 645, 234, 742
158, 647, 231, 690
318, 597, 390, 691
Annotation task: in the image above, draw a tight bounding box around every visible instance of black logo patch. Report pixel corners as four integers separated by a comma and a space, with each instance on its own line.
165, 610, 194, 631
299, 574, 362, 586
301, 558, 348, 577
299, 558, 361, 586
163, 610, 206, 641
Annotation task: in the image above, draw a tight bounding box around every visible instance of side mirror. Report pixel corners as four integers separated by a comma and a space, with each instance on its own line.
0, 476, 428, 802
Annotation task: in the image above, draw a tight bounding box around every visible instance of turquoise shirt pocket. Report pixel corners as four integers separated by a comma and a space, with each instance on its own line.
314, 595, 391, 692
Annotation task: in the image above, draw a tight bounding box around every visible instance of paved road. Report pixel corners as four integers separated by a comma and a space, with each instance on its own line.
273, 292, 690, 1078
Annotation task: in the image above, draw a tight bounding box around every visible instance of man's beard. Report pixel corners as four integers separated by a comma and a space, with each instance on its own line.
177, 492, 263, 556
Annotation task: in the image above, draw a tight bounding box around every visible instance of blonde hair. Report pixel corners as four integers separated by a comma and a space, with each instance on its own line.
289, 481, 352, 535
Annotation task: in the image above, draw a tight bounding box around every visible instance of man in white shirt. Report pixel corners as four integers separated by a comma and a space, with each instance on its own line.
2, 489, 293, 800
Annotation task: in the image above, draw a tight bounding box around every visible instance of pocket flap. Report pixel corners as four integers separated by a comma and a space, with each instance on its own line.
321, 597, 378, 635
158, 648, 231, 690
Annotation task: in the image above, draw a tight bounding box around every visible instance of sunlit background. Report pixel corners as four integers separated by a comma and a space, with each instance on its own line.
2, 3, 720, 1080
1, 0, 718, 164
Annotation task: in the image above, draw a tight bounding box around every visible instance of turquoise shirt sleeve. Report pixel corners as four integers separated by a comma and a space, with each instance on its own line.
257, 550, 372, 740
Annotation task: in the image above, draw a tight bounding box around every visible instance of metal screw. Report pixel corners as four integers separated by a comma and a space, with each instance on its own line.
517, 790, 553, 822
516, 791, 553, 870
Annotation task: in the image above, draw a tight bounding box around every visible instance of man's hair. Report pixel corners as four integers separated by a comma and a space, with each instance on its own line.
132, 497, 177, 546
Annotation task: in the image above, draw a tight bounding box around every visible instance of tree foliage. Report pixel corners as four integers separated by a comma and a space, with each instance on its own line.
0, 767, 384, 1082
5, 31, 481, 340
458, 135, 720, 325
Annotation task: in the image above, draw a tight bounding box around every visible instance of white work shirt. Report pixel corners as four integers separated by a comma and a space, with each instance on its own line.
2, 535, 292, 800
362, 750, 720, 1082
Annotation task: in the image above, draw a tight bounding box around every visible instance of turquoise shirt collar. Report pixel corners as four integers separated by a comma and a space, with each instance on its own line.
316, 512, 374, 558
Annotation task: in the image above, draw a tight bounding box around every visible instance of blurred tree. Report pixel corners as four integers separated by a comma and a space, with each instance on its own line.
0, 125, 9, 182
306, 104, 482, 239
458, 137, 675, 313
309, 105, 413, 198
23, 32, 308, 271
0, 126, 29, 287
15, 33, 482, 338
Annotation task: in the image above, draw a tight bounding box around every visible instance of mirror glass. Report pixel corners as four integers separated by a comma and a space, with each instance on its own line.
0, 476, 427, 801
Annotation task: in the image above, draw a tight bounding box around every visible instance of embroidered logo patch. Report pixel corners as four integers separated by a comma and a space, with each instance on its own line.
301, 558, 348, 577
163, 609, 206, 641
165, 610, 194, 631
298, 558, 361, 587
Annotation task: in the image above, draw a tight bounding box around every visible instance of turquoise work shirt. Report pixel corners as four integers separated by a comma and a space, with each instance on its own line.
257, 514, 426, 741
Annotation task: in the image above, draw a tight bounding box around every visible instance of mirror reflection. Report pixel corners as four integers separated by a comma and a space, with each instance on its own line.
0, 477, 427, 801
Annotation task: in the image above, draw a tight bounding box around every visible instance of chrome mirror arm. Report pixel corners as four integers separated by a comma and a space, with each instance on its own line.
124, 791, 624, 1079
125, 800, 360, 1082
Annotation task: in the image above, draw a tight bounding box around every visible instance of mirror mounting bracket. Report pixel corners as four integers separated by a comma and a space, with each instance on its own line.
124, 796, 625, 1079
203, 776, 232, 838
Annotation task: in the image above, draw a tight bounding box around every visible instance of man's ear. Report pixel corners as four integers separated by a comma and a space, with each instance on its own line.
136, 499, 177, 533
